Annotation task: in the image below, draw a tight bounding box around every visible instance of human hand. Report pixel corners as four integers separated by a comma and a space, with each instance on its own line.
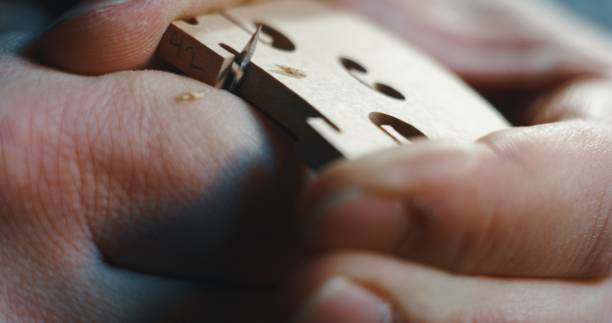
5, 0, 611, 321
290, 1, 612, 322
341, 0, 612, 124
1, 1, 309, 321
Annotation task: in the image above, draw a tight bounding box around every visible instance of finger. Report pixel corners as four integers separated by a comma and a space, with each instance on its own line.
527, 75, 612, 125
337, 0, 612, 90
0, 57, 306, 284
0, 226, 279, 322
288, 253, 611, 323
38, 0, 242, 74
299, 122, 612, 278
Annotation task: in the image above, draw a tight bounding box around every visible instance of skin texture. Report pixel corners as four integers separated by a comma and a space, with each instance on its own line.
2, 1, 308, 321
293, 1, 612, 322
1, 0, 612, 322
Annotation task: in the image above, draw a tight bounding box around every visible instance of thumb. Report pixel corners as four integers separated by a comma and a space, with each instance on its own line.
38, 0, 239, 74
300, 121, 612, 279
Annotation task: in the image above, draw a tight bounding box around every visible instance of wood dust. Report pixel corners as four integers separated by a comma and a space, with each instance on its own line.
177, 91, 205, 102
274, 65, 307, 79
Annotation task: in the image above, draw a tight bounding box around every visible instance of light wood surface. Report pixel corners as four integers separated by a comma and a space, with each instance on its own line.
158, 0, 509, 168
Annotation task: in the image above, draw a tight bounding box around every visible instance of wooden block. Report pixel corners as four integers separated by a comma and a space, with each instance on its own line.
158, 0, 509, 169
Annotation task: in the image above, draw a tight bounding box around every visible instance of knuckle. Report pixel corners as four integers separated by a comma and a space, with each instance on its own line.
477, 128, 538, 174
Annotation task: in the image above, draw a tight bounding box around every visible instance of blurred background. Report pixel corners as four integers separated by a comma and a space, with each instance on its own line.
22, 0, 612, 32
1, 0, 612, 53
4, 0, 612, 34
556, 0, 612, 30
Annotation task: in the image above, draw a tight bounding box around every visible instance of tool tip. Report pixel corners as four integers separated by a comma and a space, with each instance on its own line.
245, 24, 263, 53
218, 25, 263, 91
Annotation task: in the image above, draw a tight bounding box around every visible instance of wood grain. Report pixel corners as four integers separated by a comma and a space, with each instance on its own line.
158, 0, 509, 168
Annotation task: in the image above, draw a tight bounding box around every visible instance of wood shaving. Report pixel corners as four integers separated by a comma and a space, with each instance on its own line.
274, 65, 306, 79
177, 91, 205, 102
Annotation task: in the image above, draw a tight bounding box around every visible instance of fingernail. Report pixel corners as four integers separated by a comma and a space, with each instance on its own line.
307, 143, 479, 222
360, 143, 479, 192
304, 189, 408, 250
306, 188, 362, 223
294, 277, 394, 323
49, 0, 130, 29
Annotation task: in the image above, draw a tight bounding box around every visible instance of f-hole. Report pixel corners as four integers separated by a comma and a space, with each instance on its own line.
340, 57, 406, 101
369, 112, 427, 144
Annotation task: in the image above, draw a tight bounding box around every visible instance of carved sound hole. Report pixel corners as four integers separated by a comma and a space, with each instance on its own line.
340, 57, 406, 101
219, 43, 239, 55
184, 17, 200, 25
255, 22, 296, 52
369, 112, 426, 144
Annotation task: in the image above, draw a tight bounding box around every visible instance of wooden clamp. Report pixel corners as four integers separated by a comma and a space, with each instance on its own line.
158, 0, 509, 169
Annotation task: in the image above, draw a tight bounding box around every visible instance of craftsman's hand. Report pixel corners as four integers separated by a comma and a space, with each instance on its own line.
290, 1, 612, 322
1, 1, 308, 321
4, 0, 612, 322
